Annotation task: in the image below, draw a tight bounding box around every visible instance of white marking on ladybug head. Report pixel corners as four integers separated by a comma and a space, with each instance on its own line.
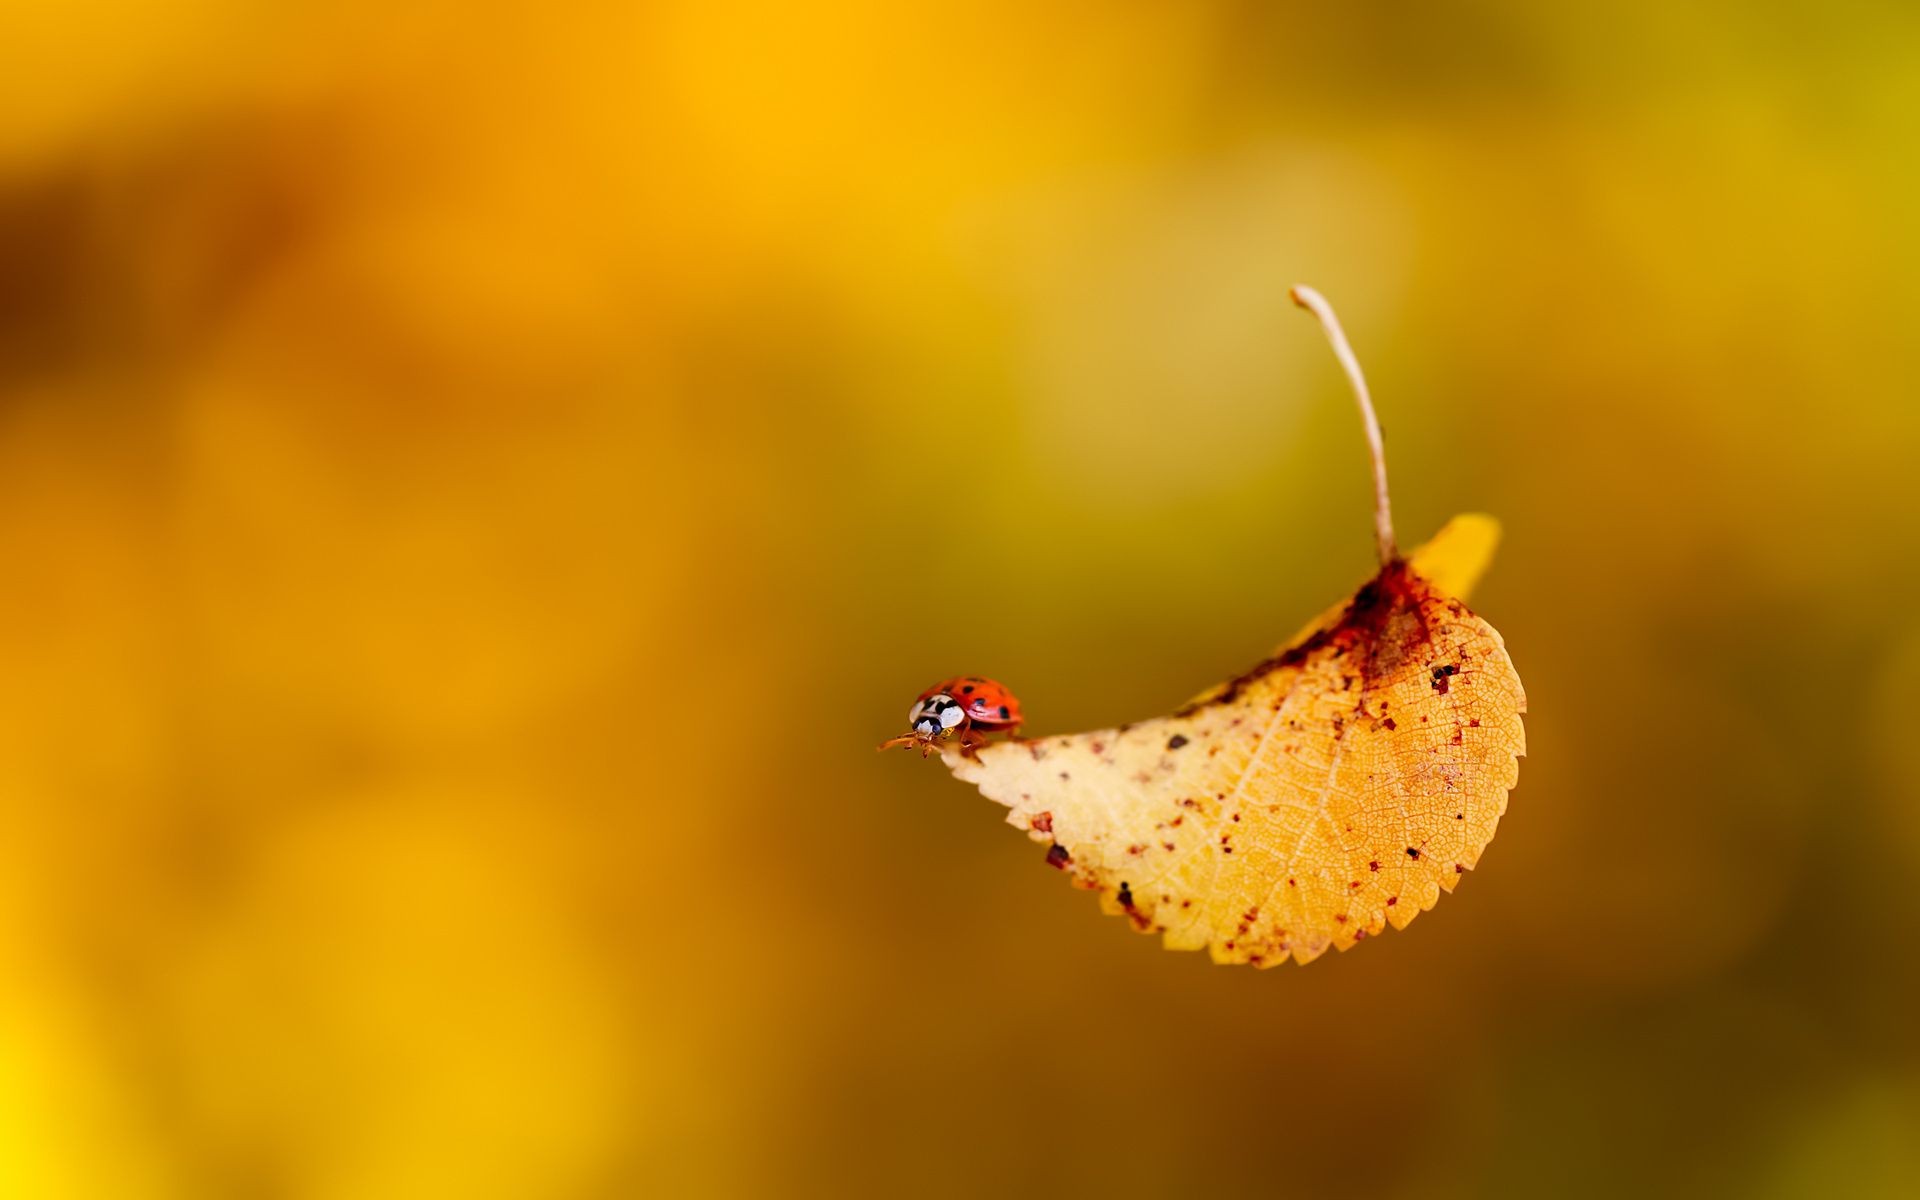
908, 693, 962, 739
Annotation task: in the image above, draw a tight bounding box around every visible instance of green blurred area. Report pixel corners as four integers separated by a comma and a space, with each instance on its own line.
2, 2, 1919, 1196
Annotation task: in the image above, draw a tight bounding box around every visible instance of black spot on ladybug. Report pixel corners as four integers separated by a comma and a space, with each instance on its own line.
961, 685, 975, 694
1045, 845, 1071, 869
1167, 734, 1189, 750
999, 705, 1011, 719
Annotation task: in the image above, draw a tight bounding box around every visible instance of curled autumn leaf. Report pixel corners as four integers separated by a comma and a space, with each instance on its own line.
918, 287, 1527, 967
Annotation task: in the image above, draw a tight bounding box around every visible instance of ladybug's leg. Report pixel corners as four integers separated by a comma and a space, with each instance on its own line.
955, 722, 990, 760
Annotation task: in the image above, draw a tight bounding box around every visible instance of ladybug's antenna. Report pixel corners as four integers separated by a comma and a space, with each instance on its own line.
1289, 285, 1396, 566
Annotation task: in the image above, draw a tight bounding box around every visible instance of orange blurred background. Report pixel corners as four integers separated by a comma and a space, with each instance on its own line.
4, 2, 1919, 1196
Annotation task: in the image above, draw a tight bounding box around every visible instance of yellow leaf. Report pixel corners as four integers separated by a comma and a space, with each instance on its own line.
899, 287, 1529, 968
942, 518, 1526, 967
1404, 512, 1501, 603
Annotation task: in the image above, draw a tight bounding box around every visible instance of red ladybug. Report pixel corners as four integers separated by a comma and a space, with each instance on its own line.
879, 676, 1024, 758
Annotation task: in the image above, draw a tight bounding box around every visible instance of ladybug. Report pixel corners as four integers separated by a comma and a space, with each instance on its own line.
879, 676, 1024, 758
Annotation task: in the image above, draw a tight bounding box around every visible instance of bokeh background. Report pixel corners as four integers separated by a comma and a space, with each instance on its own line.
3, 2, 1919, 1196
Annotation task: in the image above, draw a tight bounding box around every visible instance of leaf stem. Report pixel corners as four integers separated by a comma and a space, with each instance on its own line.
1290, 285, 1396, 565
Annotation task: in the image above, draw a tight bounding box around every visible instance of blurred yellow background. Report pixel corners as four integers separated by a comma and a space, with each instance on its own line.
3, 2, 1919, 1196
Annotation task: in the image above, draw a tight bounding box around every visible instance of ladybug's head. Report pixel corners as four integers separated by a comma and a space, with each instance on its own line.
907, 693, 966, 740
